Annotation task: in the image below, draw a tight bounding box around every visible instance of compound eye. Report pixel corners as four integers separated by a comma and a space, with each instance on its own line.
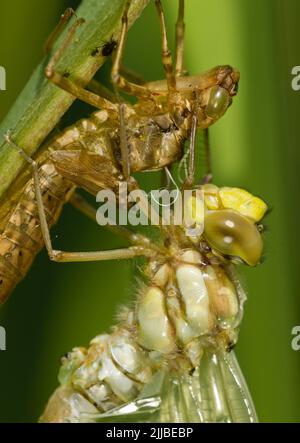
204, 210, 263, 266
205, 86, 230, 119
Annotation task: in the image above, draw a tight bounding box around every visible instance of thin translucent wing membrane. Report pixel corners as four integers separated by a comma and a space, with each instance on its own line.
86, 351, 257, 423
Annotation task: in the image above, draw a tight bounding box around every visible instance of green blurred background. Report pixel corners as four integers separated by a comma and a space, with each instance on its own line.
0, 0, 300, 422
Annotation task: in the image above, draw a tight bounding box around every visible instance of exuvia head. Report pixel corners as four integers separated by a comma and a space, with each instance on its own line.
197, 66, 240, 128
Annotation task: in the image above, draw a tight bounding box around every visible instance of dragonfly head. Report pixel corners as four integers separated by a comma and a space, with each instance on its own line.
202, 185, 268, 266
199, 66, 240, 127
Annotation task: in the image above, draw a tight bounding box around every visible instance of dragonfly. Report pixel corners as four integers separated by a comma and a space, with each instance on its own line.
0, 0, 239, 304
38, 180, 267, 423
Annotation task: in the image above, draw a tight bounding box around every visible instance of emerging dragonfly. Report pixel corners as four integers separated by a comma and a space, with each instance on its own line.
38, 180, 267, 423
0, 0, 239, 303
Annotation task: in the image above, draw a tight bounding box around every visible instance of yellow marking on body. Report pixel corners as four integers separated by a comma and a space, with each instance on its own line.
219, 187, 267, 222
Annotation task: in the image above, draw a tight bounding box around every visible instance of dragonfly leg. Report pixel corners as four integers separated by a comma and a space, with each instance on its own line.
110, 3, 140, 180
201, 128, 213, 184
45, 69, 117, 112
87, 68, 144, 103
87, 66, 145, 104
69, 192, 158, 251
44, 7, 76, 54
44, 12, 117, 113
45, 247, 152, 263
184, 89, 200, 188
175, 0, 187, 77
111, 2, 157, 99
155, 0, 176, 93
118, 101, 130, 179
4, 132, 153, 264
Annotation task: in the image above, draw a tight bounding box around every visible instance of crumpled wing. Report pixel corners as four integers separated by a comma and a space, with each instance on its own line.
89, 351, 258, 423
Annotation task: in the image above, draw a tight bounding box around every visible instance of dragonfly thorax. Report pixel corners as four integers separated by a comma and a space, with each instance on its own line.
137, 248, 240, 368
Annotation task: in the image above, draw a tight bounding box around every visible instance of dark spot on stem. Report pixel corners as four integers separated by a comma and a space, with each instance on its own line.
101, 38, 118, 57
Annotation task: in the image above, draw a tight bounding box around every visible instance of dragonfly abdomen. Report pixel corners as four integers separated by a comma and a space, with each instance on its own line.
40, 315, 154, 423
0, 162, 75, 304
